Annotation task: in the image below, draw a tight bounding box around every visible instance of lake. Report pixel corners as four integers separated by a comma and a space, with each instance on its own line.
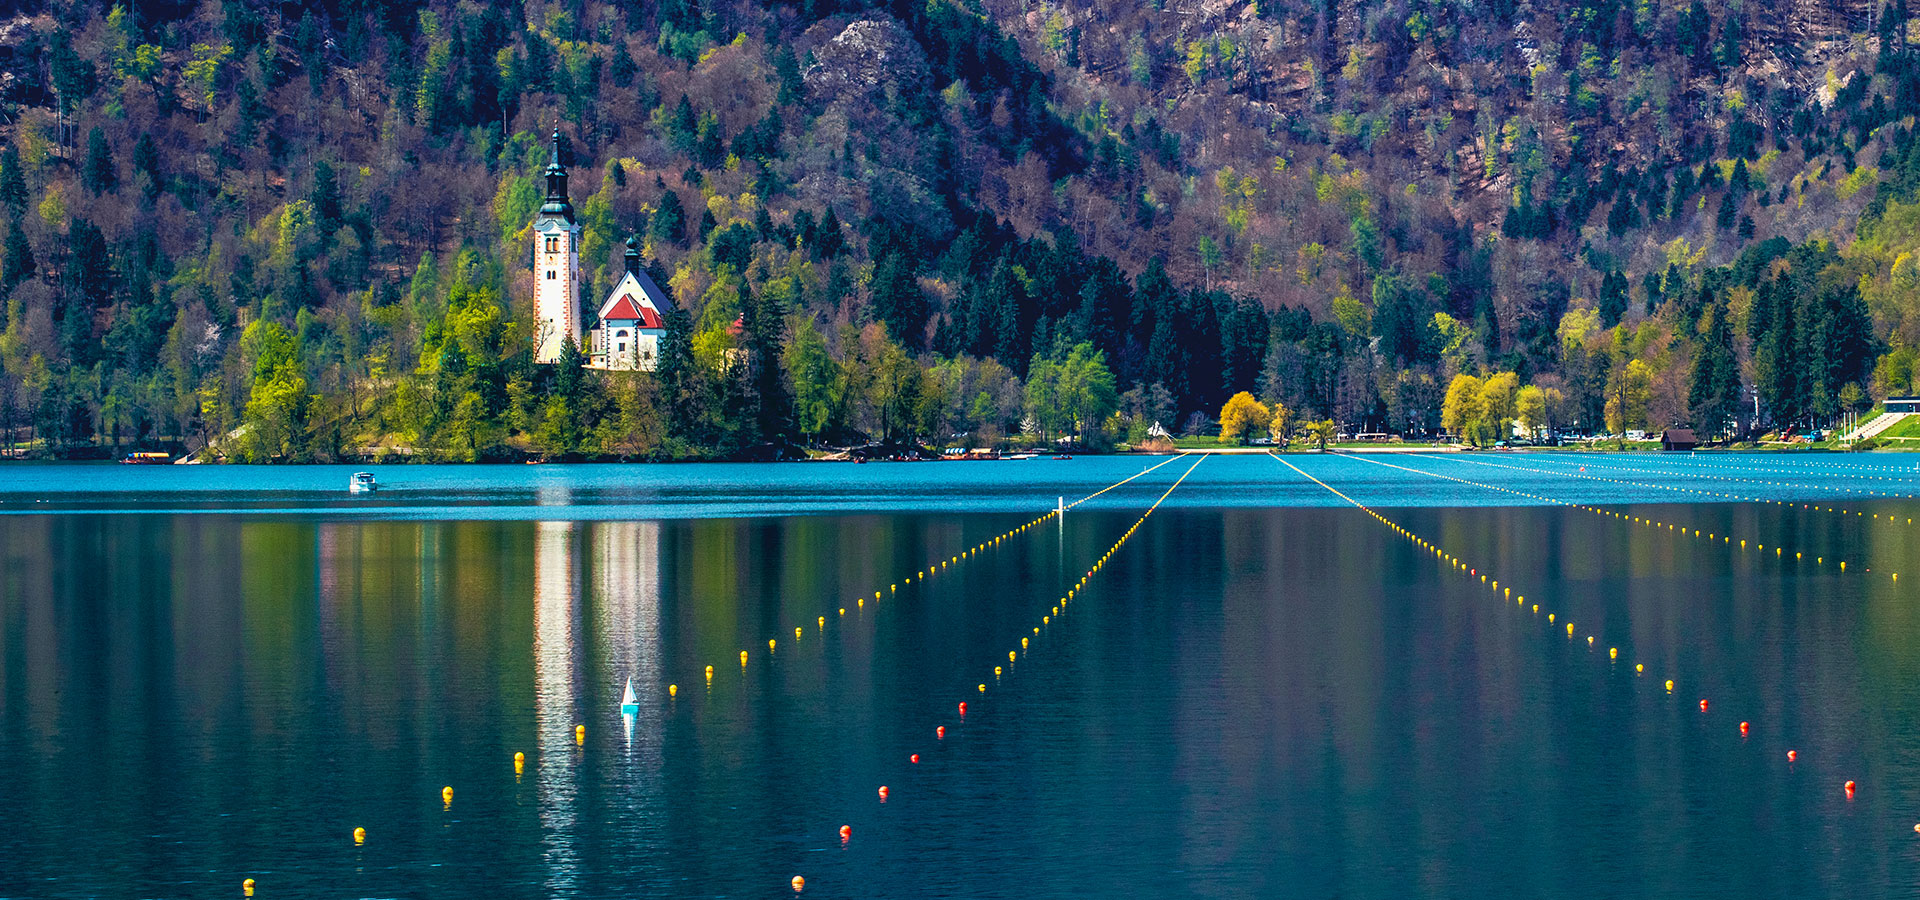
3, 452, 1919, 898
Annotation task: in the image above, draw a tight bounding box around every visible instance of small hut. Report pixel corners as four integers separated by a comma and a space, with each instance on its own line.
1660, 428, 1699, 451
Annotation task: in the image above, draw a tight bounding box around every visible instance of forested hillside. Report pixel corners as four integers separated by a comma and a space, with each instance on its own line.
3, 0, 1920, 459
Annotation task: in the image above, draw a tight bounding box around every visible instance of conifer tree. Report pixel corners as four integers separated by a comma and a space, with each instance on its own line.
82, 127, 116, 194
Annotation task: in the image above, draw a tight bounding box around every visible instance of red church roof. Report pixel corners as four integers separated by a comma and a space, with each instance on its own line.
601, 294, 664, 328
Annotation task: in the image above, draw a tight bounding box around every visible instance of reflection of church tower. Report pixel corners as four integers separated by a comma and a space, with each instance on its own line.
533, 129, 582, 364
595, 522, 662, 737
532, 520, 581, 886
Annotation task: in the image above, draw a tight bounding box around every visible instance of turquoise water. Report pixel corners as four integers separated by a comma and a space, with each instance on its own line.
4, 452, 1919, 517
2, 453, 1919, 897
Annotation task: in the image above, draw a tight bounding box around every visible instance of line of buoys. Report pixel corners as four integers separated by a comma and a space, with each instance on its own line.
1422, 454, 1898, 577
1349, 454, 1880, 584
1523, 453, 1920, 506
810, 455, 1205, 875
1274, 454, 1871, 824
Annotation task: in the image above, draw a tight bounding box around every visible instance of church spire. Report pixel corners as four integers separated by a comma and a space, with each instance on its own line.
624, 234, 641, 276
540, 126, 574, 223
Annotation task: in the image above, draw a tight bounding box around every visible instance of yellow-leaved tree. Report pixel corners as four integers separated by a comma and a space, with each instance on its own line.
1219, 391, 1271, 444
1269, 401, 1293, 446
1441, 373, 1484, 444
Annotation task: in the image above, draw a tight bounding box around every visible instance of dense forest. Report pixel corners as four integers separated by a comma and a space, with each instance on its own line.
2, 0, 1920, 459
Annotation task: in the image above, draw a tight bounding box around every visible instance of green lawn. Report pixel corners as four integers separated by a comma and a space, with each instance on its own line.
1876, 414, 1920, 440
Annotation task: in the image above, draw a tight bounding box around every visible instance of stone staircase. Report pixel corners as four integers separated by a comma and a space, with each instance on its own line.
1844, 411, 1911, 442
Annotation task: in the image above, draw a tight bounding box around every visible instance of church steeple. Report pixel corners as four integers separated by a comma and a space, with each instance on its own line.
624, 235, 642, 276
541, 128, 573, 222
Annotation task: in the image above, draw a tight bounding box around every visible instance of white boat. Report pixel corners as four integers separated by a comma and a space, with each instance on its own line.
620, 678, 639, 715
348, 472, 377, 493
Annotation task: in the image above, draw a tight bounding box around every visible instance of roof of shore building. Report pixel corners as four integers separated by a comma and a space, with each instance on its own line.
597, 268, 671, 329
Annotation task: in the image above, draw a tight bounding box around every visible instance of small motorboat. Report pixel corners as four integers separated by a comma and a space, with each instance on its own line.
348, 472, 377, 493
620, 678, 640, 716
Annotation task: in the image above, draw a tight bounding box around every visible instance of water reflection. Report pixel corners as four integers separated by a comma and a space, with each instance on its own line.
5, 497, 1920, 897
533, 520, 580, 891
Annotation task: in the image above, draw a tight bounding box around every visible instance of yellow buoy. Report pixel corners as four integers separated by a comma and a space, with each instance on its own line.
354, 827, 367, 844
442, 785, 454, 804
515, 752, 525, 775
819, 617, 826, 629
978, 683, 986, 692
575, 725, 585, 744
1609, 647, 1618, 660
995, 666, 1002, 676
243, 879, 255, 897
1009, 651, 1017, 662
1635, 664, 1644, 673
706, 665, 715, 680
1021, 637, 1029, 649
741, 650, 749, 665
669, 684, 678, 698
1665, 680, 1674, 692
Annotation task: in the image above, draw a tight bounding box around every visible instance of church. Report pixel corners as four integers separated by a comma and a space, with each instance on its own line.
530, 129, 672, 371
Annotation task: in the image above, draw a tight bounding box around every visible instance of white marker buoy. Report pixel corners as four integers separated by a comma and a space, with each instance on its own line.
620, 677, 639, 716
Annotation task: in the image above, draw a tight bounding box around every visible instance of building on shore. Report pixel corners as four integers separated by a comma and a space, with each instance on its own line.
586, 238, 671, 371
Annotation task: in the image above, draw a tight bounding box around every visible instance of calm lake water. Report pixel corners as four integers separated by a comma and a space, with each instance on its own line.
4, 453, 1920, 898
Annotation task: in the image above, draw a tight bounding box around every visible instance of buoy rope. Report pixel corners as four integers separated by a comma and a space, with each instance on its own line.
1416, 453, 1904, 579
1339, 454, 1892, 583
660, 456, 1201, 706
1510, 452, 1920, 503
1654, 452, 1920, 479
1065, 454, 1185, 509
1448, 453, 1915, 529
797, 455, 1206, 892
1272, 454, 1871, 825
1649, 454, 1920, 486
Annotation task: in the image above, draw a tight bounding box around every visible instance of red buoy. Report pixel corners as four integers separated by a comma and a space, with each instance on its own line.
840, 825, 852, 840
910, 754, 920, 764
1846, 780, 1857, 799
936, 726, 945, 739
1739, 721, 1749, 737
1787, 750, 1798, 762
792, 875, 805, 892
958, 702, 967, 717
878, 785, 889, 801
1699, 699, 1709, 712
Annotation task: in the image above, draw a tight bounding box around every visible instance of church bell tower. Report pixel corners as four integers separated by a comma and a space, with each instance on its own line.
533, 128, 582, 364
